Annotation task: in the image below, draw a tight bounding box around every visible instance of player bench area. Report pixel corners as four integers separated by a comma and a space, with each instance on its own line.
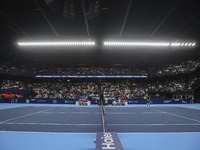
75, 96, 129, 106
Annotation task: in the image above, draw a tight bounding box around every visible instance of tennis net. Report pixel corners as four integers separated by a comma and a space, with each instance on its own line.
101, 104, 107, 132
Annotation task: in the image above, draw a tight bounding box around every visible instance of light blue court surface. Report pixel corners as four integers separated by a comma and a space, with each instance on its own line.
0, 103, 200, 150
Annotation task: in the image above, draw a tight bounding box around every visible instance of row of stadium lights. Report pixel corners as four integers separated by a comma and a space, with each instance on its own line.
18, 42, 95, 46
18, 42, 196, 47
104, 42, 196, 47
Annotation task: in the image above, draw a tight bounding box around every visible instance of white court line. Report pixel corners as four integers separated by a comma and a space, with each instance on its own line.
106, 112, 166, 114
0, 122, 102, 126
118, 132, 200, 134
0, 130, 98, 134
1, 122, 199, 126
42, 112, 101, 114
0, 130, 200, 134
0, 108, 55, 123
107, 107, 145, 109
151, 108, 200, 123
42, 112, 165, 114
107, 123, 200, 126
71, 107, 100, 109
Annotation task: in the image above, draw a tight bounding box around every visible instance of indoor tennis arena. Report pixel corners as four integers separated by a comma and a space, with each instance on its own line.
0, 0, 200, 150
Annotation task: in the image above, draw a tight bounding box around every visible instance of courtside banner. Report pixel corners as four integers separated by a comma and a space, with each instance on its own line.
36, 75, 147, 78
96, 132, 124, 150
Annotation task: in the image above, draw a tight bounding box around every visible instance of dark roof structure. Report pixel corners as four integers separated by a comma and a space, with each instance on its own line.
0, 0, 200, 68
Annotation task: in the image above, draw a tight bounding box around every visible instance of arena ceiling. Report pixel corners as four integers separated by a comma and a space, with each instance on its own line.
0, 0, 200, 68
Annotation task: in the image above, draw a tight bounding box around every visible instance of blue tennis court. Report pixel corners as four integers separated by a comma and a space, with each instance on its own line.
0, 103, 200, 150
105, 107, 200, 132
1, 106, 200, 133
0, 106, 102, 133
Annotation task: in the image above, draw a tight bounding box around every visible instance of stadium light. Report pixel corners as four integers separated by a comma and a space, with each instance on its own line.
104, 42, 170, 47
18, 41, 196, 47
18, 41, 95, 46
104, 41, 196, 47
171, 43, 181, 46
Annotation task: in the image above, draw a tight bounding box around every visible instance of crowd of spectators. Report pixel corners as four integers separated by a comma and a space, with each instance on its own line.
101, 79, 190, 99
0, 62, 34, 77
31, 81, 99, 99
1, 77, 199, 99
1, 60, 199, 77
1, 80, 28, 90
1, 59, 199, 100
37, 67, 147, 76
0, 80, 99, 99
36, 60, 199, 76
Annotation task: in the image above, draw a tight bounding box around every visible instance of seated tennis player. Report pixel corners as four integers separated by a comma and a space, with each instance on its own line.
120, 95, 128, 105
78, 96, 83, 105
78, 96, 89, 105
112, 96, 121, 105
120, 99, 126, 105
82, 99, 87, 105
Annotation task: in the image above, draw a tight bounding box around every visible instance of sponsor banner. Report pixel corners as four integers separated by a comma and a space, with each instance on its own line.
37, 99, 46, 103
128, 99, 190, 104
96, 132, 124, 150
163, 99, 190, 104
53, 100, 57, 104
195, 98, 200, 103
26, 99, 30, 103
0, 98, 192, 104
64, 99, 76, 104
163, 99, 172, 104
0, 99, 5, 103
90, 99, 100, 104
36, 75, 147, 78
6, 98, 76, 104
